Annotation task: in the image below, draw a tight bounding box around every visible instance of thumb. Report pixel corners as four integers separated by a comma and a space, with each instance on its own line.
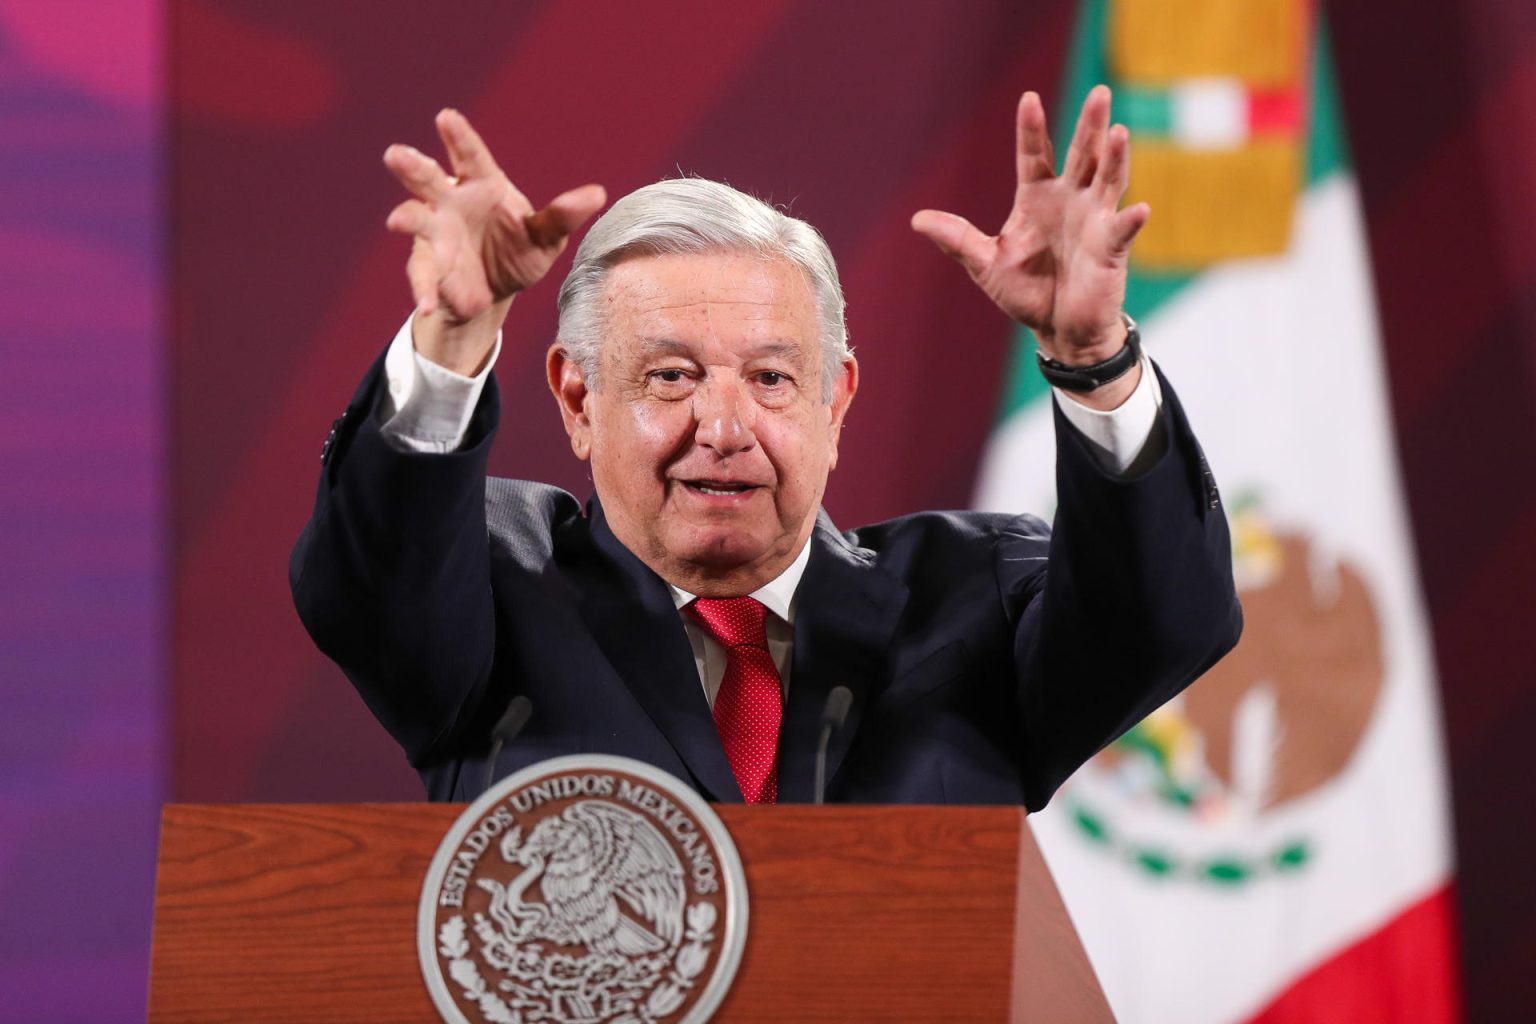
1107, 202, 1150, 258
406, 237, 440, 316
526, 184, 608, 248
911, 209, 994, 278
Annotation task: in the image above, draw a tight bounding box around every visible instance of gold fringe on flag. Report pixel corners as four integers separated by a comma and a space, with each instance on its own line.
1128, 140, 1301, 269
1110, 0, 1303, 87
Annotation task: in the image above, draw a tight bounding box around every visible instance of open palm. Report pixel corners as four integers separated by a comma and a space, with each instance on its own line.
383, 109, 606, 324
913, 86, 1146, 362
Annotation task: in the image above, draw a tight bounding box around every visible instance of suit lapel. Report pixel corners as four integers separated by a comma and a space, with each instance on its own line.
572, 499, 743, 802
777, 511, 909, 803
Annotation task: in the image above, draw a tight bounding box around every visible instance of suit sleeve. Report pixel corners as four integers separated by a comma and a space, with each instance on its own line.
289, 351, 502, 765
1004, 362, 1243, 809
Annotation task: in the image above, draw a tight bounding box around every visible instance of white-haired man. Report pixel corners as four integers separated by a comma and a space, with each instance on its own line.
292, 88, 1240, 807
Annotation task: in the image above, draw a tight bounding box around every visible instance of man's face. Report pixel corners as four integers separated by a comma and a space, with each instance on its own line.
551, 251, 857, 596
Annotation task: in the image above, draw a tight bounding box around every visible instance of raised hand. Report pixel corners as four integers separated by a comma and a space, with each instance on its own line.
912, 86, 1146, 371
383, 109, 606, 374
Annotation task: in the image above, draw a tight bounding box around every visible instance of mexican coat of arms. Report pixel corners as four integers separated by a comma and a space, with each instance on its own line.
419, 755, 748, 1024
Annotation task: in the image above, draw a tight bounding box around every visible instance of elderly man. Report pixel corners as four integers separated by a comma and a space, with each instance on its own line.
291, 88, 1240, 807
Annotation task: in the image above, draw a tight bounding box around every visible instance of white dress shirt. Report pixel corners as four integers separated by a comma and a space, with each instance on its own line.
376, 314, 1164, 707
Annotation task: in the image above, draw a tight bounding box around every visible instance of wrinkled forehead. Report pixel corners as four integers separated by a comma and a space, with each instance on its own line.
599, 250, 820, 344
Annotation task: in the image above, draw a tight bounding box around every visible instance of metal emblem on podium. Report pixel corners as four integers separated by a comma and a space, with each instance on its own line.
419, 756, 748, 1024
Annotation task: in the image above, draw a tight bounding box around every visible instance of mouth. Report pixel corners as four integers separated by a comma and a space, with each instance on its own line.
680, 479, 764, 498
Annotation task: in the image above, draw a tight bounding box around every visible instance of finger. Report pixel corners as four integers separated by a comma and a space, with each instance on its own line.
911, 209, 996, 278
405, 237, 439, 315
1016, 91, 1056, 185
1096, 123, 1132, 201
383, 143, 453, 203
1106, 202, 1150, 257
526, 183, 608, 247
1063, 84, 1111, 187
436, 107, 501, 181
385, 198, 433, 236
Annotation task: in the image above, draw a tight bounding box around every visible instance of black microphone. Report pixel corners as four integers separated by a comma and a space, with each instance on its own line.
482, 695, 533, 795
813, 686, 853, 806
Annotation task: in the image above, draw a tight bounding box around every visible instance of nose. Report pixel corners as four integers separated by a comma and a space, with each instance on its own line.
692, 377, 756, 457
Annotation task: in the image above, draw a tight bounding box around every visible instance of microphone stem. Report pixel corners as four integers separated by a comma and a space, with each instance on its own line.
483, 737, 505, 796
814, 723, 834, 805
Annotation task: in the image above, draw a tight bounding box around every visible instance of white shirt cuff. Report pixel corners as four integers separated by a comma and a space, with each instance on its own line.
379, 314, 501, 454
1052, 354, 1164, 475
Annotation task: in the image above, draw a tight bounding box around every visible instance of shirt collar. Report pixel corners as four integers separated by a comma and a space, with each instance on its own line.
668, 538, 812, 624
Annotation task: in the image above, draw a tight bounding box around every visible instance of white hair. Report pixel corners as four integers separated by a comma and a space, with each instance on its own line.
555, 177, 851, 400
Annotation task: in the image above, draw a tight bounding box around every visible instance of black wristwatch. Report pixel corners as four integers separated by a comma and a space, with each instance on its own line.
1035, 314, 1141, 392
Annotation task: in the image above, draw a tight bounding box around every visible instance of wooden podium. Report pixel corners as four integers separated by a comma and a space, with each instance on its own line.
148, 804, 1114, 1022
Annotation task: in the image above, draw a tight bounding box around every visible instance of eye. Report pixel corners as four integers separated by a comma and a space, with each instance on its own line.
645, 367, 695, 398
755, 371, 787, 387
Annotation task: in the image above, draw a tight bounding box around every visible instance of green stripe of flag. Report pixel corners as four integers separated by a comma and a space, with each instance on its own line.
1117, 87, 1174, 136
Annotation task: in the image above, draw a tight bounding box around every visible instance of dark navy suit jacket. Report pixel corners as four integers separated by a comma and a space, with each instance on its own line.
291, 358, 1241, 809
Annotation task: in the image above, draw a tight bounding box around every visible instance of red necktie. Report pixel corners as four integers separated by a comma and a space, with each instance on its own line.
688, 597, 782, 804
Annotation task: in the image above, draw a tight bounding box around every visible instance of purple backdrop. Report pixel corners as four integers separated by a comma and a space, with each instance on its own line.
0, 1, 163, 1021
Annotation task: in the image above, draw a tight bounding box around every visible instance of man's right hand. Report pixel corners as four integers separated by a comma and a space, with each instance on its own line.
383, 109, 606, 376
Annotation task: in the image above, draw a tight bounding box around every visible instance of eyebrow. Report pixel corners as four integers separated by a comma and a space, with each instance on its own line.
635, 337, 693, 359
634, 337, 810, 364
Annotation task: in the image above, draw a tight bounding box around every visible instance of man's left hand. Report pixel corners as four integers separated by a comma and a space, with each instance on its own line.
912, 86, 1146, 394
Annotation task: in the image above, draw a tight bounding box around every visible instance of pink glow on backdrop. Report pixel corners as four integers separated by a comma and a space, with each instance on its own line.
0, 0, 159, 105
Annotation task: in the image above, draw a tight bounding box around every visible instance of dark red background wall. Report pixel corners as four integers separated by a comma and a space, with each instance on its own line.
168, 3, 1536, 1021
1326, 3, 1536, 1018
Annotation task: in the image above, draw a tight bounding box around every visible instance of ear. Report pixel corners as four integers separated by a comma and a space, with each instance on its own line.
547, 342, 593, 461
826, 355, 859, 471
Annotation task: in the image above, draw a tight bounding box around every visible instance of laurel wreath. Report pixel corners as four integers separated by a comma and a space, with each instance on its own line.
633, 902, 716, 1023
440, 916, 520, 1024
439, 901, 717, 1024
1069, 798, 1312, 886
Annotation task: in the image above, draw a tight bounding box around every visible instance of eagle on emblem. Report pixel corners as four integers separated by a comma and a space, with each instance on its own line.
479, 800, 687, 957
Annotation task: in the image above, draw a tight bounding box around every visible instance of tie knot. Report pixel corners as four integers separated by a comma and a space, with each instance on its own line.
688, 597, 769, 650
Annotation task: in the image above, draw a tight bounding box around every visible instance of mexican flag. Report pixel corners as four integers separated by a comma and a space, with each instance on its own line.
974, 1, 1463, 1020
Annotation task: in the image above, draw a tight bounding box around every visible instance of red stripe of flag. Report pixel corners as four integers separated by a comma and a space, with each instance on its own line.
1243, 885, 1464, 1024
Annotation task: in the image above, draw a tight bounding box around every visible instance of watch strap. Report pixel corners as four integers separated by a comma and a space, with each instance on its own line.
1036, 315, 1142, 392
